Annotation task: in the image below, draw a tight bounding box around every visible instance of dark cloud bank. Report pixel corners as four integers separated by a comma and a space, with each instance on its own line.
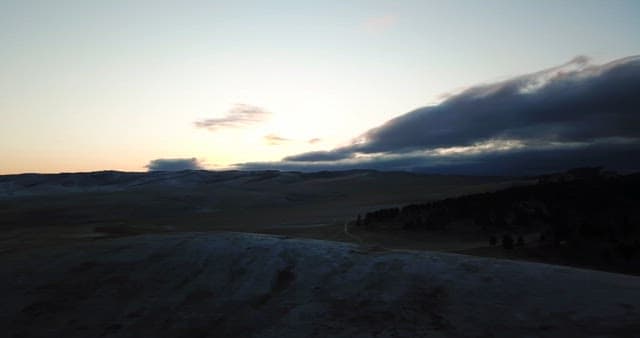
146, 158, 204, 171
240, 56, 640, 175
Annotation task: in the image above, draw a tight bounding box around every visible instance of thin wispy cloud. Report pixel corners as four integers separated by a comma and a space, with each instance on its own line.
195, 104, 271, 131
263, 135, 322, 146
264, 134, 291, 145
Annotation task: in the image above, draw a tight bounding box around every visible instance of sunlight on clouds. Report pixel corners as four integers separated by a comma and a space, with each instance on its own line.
346, 139, 526, 161
518, 56, 591, 94
433, 139, 526, 156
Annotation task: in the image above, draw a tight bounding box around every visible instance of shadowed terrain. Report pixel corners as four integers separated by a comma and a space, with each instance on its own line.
356, 169, 640, 275
2, 170, 639, 337
0, 170, 521, 252
1, 232, 639, 338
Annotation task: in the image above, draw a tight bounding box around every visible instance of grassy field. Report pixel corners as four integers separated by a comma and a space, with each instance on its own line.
0, 170, 525, 254
10, 170, 625, 275
6, 170, 631, 275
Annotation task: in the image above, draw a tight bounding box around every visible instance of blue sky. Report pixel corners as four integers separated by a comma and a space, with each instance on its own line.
1, 0, 639, 174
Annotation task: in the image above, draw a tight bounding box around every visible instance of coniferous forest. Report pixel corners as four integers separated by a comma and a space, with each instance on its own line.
356, 168, 640, 273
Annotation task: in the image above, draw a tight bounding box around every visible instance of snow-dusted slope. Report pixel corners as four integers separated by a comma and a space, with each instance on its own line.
0, 170, 345, 198
0, 170, 513, 199
0, 170, 249, 198
1, 232, 638, 337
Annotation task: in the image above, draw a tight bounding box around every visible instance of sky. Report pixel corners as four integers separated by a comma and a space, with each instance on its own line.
1, 0, 639, 174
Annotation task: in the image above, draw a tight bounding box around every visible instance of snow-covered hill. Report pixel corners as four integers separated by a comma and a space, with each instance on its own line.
1, 232, 638, 337
0, 170, 515, 199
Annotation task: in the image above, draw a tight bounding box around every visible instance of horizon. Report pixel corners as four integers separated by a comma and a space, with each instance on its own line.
2, 1, 640, 175
1, 166, 633, 179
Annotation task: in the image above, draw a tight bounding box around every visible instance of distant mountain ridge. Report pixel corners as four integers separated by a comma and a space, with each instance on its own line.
0, 169, 504, 199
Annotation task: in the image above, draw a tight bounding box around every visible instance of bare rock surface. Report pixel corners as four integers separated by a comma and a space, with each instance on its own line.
1, 232, 639, 337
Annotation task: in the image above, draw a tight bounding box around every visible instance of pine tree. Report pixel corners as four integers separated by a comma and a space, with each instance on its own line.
489, 235, 497, 246
502, 234, 514, 250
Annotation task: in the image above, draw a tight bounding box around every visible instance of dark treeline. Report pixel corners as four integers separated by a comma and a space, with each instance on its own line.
355, 168, 640, 268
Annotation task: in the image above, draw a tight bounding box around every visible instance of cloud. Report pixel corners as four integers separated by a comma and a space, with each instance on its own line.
284, 150, 352, 162
195, 104, 271, 130
146, 158, 204, 171
363, 14, 397, 33
264, 134, 291, 145
263, 135, 324, 146
348, 55, 640, 155
241, 55, 640, 175
239, 141, 640, 176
